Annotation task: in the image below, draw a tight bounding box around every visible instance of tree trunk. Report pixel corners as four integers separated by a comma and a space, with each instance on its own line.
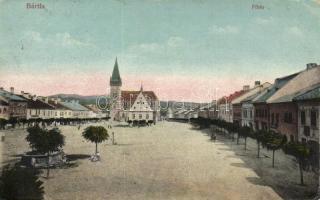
95, 142, 98, 155
299, 160, 304, 185
272, 150, 275, 168
237, 134, 240, 145
244, 138, 247, 151
47, 153, 50, 178
257, 141, 260, 158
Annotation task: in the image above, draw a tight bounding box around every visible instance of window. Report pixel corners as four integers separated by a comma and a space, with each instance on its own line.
139, 114, 142, 119
284, 112, 293, 123
276, 113, 279, 126
146, 114, 149, 119
132, 114, 135, 119
0, 108, 2, 114
301, 111, 306, 125
271, 113, 274, 125
3, 108, 6, 113
311, 110, 317, 126
304, 126, 310, 137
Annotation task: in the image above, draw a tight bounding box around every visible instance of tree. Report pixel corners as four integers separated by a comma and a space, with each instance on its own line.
8, 117, 17, 129
238, 126, 252, 150
252, 130, 267, 158
82, 126, 109, 156
0, 163, 44, 200
283, 142, 310, 185
26, 126, 65, 178
0, 118, 7, 130
262, 131, 286, 168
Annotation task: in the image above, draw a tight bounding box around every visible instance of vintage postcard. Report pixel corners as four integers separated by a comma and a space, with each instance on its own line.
0, 0, 319, 199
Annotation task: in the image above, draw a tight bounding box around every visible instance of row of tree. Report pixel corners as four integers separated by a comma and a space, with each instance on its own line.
191, 117, 315, 185
0, 117, 108, 130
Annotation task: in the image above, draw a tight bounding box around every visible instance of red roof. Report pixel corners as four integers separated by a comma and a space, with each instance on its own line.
121, 90, 158, 103
218, 90, 247, 104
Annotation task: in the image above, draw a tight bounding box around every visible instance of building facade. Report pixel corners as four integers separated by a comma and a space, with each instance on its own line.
0, 87, 27, 121
267, 63, 320, 141
109, 58, 160, 123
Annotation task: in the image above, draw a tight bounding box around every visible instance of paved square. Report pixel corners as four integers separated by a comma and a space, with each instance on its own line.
1, 121, 317, 199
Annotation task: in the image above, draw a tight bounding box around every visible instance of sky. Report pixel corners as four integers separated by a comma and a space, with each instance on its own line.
0, 0, 319, 102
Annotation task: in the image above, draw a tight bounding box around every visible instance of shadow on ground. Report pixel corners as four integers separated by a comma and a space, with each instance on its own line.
189, 123, 318, 200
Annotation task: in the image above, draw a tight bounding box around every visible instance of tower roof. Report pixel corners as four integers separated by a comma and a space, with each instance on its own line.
110, 57, 122, 86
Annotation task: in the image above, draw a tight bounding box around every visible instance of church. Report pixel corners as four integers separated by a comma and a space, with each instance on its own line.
109, 58, 160, 124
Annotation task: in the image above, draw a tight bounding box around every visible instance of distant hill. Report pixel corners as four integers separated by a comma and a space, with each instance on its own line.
49, 94, 105, 105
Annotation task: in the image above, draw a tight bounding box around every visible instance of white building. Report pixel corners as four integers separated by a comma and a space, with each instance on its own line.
59, 100, 90, 119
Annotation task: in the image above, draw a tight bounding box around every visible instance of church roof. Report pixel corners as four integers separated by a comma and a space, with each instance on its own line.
110, 58, 122, 86
121, 90, 158, 103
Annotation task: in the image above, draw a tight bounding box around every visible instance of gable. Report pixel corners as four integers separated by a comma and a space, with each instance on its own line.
130, 92, 152, 111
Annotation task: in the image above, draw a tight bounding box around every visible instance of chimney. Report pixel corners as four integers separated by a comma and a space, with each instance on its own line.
243, 85, 250, 91
306, 63, 317, 70
0, 87, 4, 90
254, 81, 261, 87
44, 97, 49, 103
32, 95, 37, 101
10, 87, 14, 94
54, 98, 58, 105
21, 91, 24, 94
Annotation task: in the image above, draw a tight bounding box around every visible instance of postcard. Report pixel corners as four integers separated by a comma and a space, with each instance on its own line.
0, 0, 319, 199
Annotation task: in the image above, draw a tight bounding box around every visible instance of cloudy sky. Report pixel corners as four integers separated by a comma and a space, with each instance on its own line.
0, 0, 319, 102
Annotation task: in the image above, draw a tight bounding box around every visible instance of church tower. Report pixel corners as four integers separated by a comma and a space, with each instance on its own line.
110, 58, 122, 119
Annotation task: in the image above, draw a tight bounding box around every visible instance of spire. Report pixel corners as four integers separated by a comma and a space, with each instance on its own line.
110, 57, 122, 86
140, 82, 143, 92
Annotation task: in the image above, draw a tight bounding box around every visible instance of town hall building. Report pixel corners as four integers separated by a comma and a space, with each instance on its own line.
109, 58, 160, 124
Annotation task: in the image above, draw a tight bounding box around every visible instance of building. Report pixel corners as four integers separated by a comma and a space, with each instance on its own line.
293, 83, 320, 144
253, 73, 299, 131
19, 93, 56, 120
231, 82, 271, 126
0, 87, 27, 121
241, 84, 271, 129
0, 99, 9, 120
267, 63, 320, 141
109, 58, 160, 123
84, 104, 107, 119
59, 100, 90, 119
218, 90, 246, 123
47, 98, 73, 119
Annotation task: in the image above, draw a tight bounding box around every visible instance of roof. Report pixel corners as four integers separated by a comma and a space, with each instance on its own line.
241, 88, 270, 103
47, 100, 69, 110
293, 83, 320, 101
0, 89, 27, 102
110, 58, 122, 86
121, 90, 158, 103
253, 72, 299, 103
218, 90, 247, 104
19, 96, 55, 110
231, 82, 272, 104
268, 65, 320, 103
0, 99, 9, 106
59, 101, 90, 111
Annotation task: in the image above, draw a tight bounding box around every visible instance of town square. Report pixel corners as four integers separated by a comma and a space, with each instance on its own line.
0, 0, 320, 199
